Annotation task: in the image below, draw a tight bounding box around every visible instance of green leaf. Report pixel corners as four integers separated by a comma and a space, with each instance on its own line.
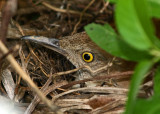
125, 60, 154, 114
126, 64, 160, 114
106, 0, 160, 18
85, 23, 152, 62
154, 65, 160, 96
108, 0, 117, 4
116, 0, 155, 50
133, 97, 160, 114
148, 0, 160, 18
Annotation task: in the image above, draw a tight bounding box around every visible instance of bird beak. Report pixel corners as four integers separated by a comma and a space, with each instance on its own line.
21, 36, 67, 56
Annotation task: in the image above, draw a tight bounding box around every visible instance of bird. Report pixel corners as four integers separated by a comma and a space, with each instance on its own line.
22, 32, 134, 87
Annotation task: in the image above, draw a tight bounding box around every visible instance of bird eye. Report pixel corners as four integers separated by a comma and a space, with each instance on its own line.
82, 52, 94, 62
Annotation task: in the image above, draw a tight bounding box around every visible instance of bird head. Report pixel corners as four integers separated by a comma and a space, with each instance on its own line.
22, 32, 133, 86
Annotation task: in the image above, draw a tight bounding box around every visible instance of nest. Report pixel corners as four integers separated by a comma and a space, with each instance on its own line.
0, 0, 153, 114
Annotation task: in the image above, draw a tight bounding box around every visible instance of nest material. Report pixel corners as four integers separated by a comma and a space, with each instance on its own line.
0, 0, 153, 113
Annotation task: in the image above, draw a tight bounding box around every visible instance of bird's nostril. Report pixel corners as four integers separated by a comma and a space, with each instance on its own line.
54, 41, 59, 46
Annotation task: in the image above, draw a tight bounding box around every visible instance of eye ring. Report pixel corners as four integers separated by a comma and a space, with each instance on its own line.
82, 52, 94, 63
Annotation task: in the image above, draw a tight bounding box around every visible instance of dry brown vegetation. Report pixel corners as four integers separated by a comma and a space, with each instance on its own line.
0, 0, 153, 114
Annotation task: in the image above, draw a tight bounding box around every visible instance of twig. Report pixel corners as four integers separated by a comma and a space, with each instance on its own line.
14, 21, 46, 70
52, 62, 133, 88
100, 1, 109, 13
14, 21, 25, 36
25, 80, 67, 114
7, 27, 52, 39
25, 70, 53, 113
59, 105, 92, 113
62, 71, 133, 88
72, 0, 95, 35
0, 41, 58, 111
90, 99, 126, 114
56, 98, 89, 107
0, 0, 17, 43
39, 63, 49, 77
52, 87, 129, 102
0, 44, 19, 62
53, 66, 85, 78
53, 63, 112, 78
42, 2, 92, 17
17, 6, 47, 15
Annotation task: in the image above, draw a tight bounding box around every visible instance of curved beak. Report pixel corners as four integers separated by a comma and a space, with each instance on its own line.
21, 36, 67, 56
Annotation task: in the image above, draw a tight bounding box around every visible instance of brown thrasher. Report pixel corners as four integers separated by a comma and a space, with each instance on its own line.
22, 32, 134, 87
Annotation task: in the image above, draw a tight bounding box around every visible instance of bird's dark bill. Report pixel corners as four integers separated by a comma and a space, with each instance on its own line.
21, 36, 67, 56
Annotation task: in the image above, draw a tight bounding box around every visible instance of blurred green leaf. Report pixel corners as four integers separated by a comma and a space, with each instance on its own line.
116, 0, 155, 50
125, 60, 154, 114
85, 23, 152, 62
154, 65, 160, 96
107, 0, 160, 19
148, 0, 160, 18
108, 0, 117, 3
133, 97, 160, 114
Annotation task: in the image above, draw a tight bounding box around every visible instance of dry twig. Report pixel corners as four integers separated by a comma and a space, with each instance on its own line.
0, 0, 17, 43
25, 80, 67, 114
42, 1, 92, 18
0, 41, 58, 111
72, 0, 95, 35
52, 87, 129, 102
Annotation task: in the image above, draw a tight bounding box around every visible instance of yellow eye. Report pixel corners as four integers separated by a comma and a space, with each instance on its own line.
82, 52, 94, 63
